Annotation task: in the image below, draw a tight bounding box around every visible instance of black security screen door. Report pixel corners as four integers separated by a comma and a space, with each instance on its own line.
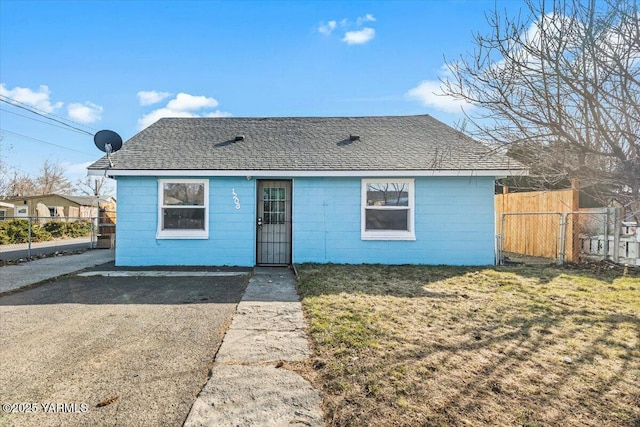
256, 180, 292, 265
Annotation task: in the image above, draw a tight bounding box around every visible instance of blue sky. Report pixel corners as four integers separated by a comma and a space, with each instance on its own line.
0, 0, 526, 186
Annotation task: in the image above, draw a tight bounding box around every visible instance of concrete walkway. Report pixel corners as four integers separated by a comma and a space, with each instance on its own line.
0, 249, 115, 294
185, 267, 324, 427
0, 255, 324, 425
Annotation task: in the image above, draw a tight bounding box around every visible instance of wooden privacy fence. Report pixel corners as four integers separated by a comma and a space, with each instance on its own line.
495, 183, 578, 263
495, 183, 639, 266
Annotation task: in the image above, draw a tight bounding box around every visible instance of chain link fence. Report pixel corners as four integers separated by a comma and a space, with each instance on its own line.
497, 212, 564, 265
498, 208, 639, 266
0, 215, 108, 262
570, 209, 613, 262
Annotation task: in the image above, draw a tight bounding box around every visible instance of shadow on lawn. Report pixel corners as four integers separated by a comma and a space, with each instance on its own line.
503, 262, 640, 284
435, 309, 640, 426
296, 262, 638, 297
295, 263, 640, 426
296, 263, 478, 298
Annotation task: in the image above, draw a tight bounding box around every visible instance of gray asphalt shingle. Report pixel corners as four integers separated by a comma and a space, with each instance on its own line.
88, 115, 526, 173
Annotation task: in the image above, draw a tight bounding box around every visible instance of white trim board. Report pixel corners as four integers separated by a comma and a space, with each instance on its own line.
88, 168, 528, 178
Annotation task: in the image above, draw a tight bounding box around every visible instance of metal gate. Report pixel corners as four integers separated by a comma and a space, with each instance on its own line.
256, 180, 292, 265
497, 212, 565, 265
497, 209, 630, 265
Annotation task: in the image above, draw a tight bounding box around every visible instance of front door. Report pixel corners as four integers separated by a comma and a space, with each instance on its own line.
256, 180, 292, 265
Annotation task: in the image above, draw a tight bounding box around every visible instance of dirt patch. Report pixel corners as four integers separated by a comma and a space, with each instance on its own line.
0, 273, 248, 427
295, 264, 640, 427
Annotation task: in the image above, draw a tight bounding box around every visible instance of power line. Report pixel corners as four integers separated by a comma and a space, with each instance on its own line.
0, 128, 96, 156
0, 108, 91, 135
0, 96, 95, 136
0, 94, 98, 132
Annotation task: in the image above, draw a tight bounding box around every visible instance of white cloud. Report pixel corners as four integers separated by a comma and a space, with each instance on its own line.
63, 160, 94, 175
406, 78, 475, 114
137, 92, 230, 130
137, 90, 172, 106
0, 83, 63, 112
67, 102, 103, 123
318, 14, 377, 45
342, 27, 375, 45
318, 20, 337, 35
204, 111, 233, 118
138, 108, 193, 130
166, 93, 219, 111
356, 14, 376, 26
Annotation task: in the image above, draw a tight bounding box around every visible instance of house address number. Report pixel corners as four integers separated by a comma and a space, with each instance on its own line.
231, 189, 241, 210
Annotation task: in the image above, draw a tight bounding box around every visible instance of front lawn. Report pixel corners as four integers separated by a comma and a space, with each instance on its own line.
295, 264, 640, 427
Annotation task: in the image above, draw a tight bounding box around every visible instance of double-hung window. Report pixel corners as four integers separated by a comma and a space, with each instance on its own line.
157, 179, 208, 239
361, 179, 415, 240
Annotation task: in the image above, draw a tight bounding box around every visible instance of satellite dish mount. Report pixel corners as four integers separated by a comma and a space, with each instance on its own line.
94, 130, 123, 168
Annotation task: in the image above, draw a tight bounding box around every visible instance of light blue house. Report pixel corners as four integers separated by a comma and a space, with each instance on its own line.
88, 115, 526, 266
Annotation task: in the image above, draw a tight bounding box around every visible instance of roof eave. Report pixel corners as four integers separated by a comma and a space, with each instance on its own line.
88, 168, 529, 178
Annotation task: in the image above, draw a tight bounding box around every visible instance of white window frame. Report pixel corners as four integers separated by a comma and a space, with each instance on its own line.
361, 178, 415, 241
157, 178, 209, 239
48, 206, 63, 217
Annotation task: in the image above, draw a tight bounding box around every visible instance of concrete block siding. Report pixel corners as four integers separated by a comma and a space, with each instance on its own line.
116, 177, 256, 266
293, 176, 495, 265
115, 176, 495, 266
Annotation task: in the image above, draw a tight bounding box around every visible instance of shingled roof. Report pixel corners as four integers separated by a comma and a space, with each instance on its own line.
88, 115, 527, 175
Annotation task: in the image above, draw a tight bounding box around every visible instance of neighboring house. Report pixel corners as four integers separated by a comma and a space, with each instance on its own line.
0, 194, 115, 219
88, 115, 527, 266
0, 201, 15, 219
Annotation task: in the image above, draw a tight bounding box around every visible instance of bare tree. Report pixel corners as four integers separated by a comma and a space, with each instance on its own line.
0, 133, 11, 197
441, 0, 640, 220
0, 159, 106, 198
75, 176, 114, 197
2, 170, 36, 197
35, 159, 74, 195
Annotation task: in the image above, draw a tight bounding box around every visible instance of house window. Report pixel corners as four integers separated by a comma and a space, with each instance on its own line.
157, 179, 209, 239
0, 210, 5, 219
361, 179, 415, 240
263, 187, 287, 224
48, 206, 63, 217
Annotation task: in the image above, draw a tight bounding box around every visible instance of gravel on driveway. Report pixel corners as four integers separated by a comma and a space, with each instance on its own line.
0, 272, 248, 427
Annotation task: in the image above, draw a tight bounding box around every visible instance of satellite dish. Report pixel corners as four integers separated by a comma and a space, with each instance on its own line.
94, 130, 123, 153
94, 130, 123, 168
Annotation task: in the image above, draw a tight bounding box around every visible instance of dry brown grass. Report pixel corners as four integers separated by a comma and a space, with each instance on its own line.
295, 264, 640, 427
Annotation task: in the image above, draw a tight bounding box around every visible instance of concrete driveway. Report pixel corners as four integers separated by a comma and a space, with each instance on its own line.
0, 268, 249, 427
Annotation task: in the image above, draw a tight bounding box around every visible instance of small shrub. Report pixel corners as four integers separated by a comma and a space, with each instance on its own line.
41, 220, 91, 239
31, 224, 52, 242
0, 218, 89, 244
43, 221, 67, 238
0, 228, 9, 245
66, 220, 91, 237
0, 219, 53, 244
1, 219, 30, 244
